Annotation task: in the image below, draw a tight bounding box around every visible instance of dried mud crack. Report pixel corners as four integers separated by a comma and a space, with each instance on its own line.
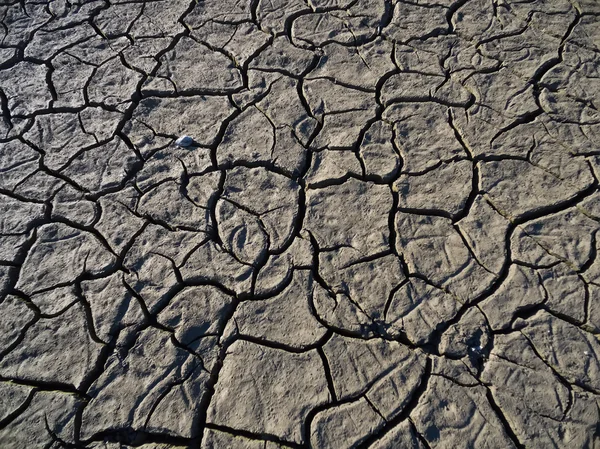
0, 0, 600, 448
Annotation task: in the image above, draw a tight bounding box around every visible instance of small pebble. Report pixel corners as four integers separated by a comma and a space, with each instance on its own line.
175, 135, 193, 147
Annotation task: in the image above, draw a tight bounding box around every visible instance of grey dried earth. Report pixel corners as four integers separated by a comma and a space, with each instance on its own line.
0, 0, 599, 448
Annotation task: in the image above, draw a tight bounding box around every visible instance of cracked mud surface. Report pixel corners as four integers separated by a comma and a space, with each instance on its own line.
1, 0, 600, 448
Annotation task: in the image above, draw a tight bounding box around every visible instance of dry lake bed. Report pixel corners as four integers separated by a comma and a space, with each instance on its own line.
0, 0, 600, 448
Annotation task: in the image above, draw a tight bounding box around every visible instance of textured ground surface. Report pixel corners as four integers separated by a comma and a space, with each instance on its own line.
1, 0, 600, 448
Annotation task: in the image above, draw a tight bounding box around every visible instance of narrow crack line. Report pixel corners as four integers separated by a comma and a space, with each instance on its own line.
409, 418, 433, 449
364, 395, 388, 423
382, 279, 409, 323
233, 331, 330, 354
483, 386, 526, 449
83, 428, 193, 447
356, 357, 432, 449
417, 220, 515, 351
339, 249, 394, 270
73, 281, 109, 345
0, 387, 37, 429
539, 306, 595, 335
519, 330, 600, 396
0, 376, 84, 397
453, 223, 497, 276
316, 342, 337, 403
488, 350, 574, 422
0, 312, 38, 361
399, 156, 469, 177
205, 423, 303, 448
141, 363, 200, 432
396, 205, 453, 220
383, 94, 473, 109
302, 371, 399, 447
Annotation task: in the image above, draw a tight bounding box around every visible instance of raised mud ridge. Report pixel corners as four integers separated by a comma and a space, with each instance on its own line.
0, 0, 600, 448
